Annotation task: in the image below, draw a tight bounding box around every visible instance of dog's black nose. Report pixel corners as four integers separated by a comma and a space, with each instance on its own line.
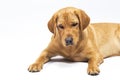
65, 37, 73, 46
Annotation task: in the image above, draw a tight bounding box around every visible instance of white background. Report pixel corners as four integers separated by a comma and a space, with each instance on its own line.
0, 0, 120, 80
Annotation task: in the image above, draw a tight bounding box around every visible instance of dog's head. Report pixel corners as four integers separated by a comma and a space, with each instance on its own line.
48, 7, 90, 47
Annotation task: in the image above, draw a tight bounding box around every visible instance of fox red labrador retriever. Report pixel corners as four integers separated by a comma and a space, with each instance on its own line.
28, 7, 120, 75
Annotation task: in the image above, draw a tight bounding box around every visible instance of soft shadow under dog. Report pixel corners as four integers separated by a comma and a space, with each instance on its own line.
48, 57, 88, 63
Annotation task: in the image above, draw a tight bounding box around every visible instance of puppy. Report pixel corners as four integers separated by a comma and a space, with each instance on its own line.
28, 7, 120, 75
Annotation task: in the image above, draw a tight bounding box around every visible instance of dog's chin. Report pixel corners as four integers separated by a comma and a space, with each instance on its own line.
62, 42, 76, 48
63, 44, 73, 48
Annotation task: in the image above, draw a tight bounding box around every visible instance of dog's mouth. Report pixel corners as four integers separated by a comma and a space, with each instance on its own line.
66, 42, 73, 46
62, 36, 79, 47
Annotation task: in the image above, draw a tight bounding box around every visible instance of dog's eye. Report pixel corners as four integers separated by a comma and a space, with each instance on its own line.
71, 23, 78, 27
58, 24, 64, 29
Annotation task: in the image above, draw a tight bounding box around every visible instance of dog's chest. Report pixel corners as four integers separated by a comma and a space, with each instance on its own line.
60, 49, 87, 61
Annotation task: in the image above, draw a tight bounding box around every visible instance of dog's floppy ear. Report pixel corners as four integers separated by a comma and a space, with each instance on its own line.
48, 13, 57, 33
75, 9, 90, 30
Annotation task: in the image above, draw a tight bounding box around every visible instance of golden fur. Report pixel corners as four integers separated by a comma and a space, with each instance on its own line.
28, 7, 120, 75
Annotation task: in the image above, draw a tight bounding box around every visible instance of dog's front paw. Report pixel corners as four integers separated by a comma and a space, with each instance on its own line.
87, 66, 100, 76
28, 63, 43, 72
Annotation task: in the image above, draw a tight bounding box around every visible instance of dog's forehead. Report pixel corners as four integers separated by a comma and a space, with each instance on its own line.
57, 8, 75, 16
57, 10, 78, 23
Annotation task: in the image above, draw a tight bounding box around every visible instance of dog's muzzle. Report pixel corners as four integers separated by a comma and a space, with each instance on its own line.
65, 37, 73, 46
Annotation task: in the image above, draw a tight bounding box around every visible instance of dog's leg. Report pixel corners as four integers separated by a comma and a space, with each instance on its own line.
87, 53, 103, 75
28, 50, 57, 72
